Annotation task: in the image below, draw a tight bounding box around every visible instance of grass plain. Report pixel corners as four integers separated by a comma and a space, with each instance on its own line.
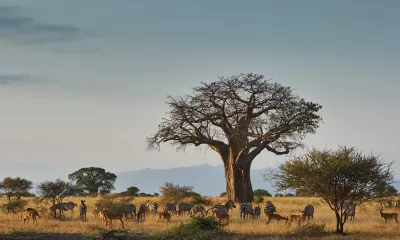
0, 196, 399, 240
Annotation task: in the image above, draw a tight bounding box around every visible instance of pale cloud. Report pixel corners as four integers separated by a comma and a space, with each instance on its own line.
0, 74, 29, 84
0, 6, 80, 44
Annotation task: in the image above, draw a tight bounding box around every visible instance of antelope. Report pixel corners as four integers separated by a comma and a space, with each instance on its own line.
22, 208, 40, 224
6, 207, 17, 215
215, 212, 230, 224
266, 214, 289, 225
380, 209, 399, 224
288, 214, 303, 226
101, 208, 125, 229
158, 212, 171, 223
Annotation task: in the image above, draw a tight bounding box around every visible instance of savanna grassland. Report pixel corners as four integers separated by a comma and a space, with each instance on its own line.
0, 196, 399, 240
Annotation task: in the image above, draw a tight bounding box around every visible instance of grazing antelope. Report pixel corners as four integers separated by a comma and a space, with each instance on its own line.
266, 214, 289, 225
380, 209, 399, 224
288, 214, 303, 226
206, 200, 236, 216
6, 207, 17, 215
158, 212, 171, 223
22, 208, 40, 224
215, 212, 229, 224
79, 200, 87, 221
101, 208, 124, 229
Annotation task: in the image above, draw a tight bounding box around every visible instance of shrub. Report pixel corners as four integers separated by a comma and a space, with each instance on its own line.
1, 199, 28, 213
160, 182, 195, 202
190, 195, 214, 206
253, 196, 264, 204
295, 223, 327, 237
151, 216, 227, 240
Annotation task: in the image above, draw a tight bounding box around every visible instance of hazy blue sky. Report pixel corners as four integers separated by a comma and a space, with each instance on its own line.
0, 0, 399, 181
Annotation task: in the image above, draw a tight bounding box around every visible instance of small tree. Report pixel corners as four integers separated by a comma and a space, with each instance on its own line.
0, 177, 33, 203
267, 147, 393, 233
125, 186, 140, 196
253, 189, 272, 197
68, 167, 117, 194
160, 182, 194, 202
219, 192, 227, 197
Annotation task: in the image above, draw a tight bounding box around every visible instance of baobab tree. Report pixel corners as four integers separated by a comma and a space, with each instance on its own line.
147, 73, 322, 202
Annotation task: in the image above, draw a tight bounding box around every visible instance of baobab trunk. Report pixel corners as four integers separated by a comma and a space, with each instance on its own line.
224, 160, 254, 203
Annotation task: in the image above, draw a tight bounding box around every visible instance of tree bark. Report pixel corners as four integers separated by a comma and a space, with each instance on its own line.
224, 156, 254, 203
335, 211, 345, 233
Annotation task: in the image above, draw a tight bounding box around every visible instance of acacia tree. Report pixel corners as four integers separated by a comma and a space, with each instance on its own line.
0, 177, 33, 203
68, 167, 117, 194
147, 73, 322, 202
267, 147, 393, 233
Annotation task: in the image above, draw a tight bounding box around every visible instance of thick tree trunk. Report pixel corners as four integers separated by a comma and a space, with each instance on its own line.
335, 212, 345, 233
224, 158, 254, 203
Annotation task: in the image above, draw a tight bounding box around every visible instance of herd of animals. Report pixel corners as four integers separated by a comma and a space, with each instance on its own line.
5, 198, 400, 230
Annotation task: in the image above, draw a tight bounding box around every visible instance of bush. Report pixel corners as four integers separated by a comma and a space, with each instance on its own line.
190, 195, 214, 206
295, 223, 327, 237
1, 199, 28, 213
160, 182, 195, 203
151, 216, 227, 240
219, 192, 227, 197
253, 196, 264, 204
253, 189, 272, 197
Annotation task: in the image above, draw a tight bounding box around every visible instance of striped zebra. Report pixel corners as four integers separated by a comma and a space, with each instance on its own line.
239, 203, 254, 219
300, 204, 314, 220
146, 200, 158, 215
136, 204, 146, 222
50, 202, 77, 219
254, 206, 261, 219
163, 203, 178, 215
177, 202, 193, 216
206, 200, 236, 216
395, 200, 400, 209
79, 200, 87, 221
264, 201, 277, 216
190, 205, 205, 217
343, 201, 356, 220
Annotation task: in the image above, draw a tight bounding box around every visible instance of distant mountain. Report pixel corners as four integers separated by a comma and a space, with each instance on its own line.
115, 164, 274, 196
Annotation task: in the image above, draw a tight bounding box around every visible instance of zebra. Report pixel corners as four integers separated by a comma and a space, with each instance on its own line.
146, 200, 158, 215
343, 201, 356, 221
50, 202, 77, 219
79, 200, 87, 221
300, 204, 314, 220
395, 200, 400, 209
177, 202, 193, 216
264, 201, 277, 216
206, 200, 236, 216
136, 204, 146, 222
254, 206, 261, 219
239, 203, 254, 219
190, 205, 206, 217
163, 203, 178, 215
116, 204, 136, 219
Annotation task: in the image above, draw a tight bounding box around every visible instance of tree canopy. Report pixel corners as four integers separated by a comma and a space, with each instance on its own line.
68, 167, 117, 194
37, 179, 78, 205
267, 147, 393, 233
147, 73, 322, 202
253, 189, 272, 197
0, 177, 33, 202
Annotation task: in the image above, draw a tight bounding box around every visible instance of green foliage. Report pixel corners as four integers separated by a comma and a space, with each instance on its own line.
160, 182, 195, 202
1, 199, 28, 213
253, 196, 264, 204
68, 167, 117, 194
125, 186, 140, 196
151, 216, 227, 240
219, 192, 227, 197
190, 195, 214, 206
268, 146, 394, 233
0, 177, 33, 202
37, 179, 78, 204
253, 189, 271, 197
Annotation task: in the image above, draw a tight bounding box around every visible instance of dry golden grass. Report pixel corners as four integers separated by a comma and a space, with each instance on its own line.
1, 196, 400, 239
